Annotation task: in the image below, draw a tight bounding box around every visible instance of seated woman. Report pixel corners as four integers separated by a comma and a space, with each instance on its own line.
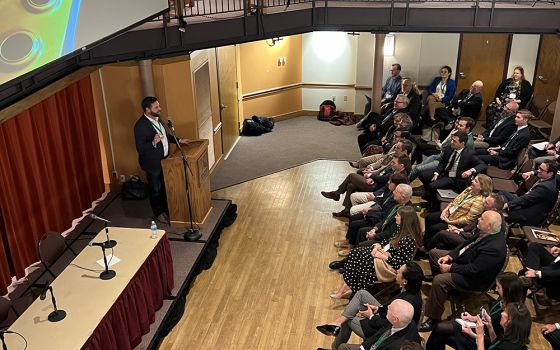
316, 262, 423, 350
426, 272, 524, 350
425, 65, 456, 123
422, 174, 492, 249
486, 66, 533, 125
331, 205, 422, 299
464, 302, 531, 350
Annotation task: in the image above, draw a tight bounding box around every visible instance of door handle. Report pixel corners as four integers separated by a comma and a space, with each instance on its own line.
538, 75, 548, 82
459, 72, 466, 79
220, 103, 227, 110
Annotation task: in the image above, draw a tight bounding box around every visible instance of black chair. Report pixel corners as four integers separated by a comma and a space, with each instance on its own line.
38, 231, 77, 278
492, 159, 534, 193
0, 296, 12, 328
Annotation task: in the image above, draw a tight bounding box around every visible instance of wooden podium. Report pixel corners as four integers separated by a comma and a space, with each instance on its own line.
162, 139, 211, 226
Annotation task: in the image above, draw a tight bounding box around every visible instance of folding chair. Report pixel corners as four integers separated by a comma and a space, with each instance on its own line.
492, 159, 534, 193
38, 231, 77, 278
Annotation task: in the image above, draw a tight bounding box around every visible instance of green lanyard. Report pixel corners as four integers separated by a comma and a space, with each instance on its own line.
490, 300, 503, 316
487, 339, 501, 350
382, 205, 400, 230
150, 118, 165, 135
371, 330, 391, 349
382, 194, 393, 206
454, 193, 473, 207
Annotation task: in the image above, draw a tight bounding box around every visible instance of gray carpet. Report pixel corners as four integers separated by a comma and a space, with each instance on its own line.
211, 116, 362, 190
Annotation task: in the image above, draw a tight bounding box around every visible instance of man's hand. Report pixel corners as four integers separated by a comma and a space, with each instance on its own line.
488, 150, 498, 156
179, 138, 191, 145
525, 268, 537, 278
358, 304, 378, 319
448, 225, 461, 234
153, 133, 163, 146
366, 228, 377, 240
542, 324, 557, 335
366, 179, 374, 185
366, 192, 375, 201
551, 246, 560, 256
521, 171, 533, 181
547, 149, 557, 156
438, 255, 452, 265
475, 134, 484, 142
439, 262, 452, 273
369, 124, 376, 132
461, 170, 474, 178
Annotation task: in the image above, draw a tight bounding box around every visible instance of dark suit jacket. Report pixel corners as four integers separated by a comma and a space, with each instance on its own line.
482, 115, 516, 147
379, 108, 408, 136
496, 126, 530, 169
506, 177, 558, 227
448, 230, 507, 291
360, 290, 423, 339
435, 147, 487, 178
361, 322, 422, 350
365, 188, 396, 222
406, 90, 422, 121
134, 115, 178, 173
450, 89, 483, 118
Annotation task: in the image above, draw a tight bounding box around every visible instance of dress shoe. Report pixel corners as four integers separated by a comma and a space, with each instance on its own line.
338, 248, 351, 257
330, 290, 352, 300
423, 274, 434, 282
334, 240, 350, 248
329, 260, 346, 270
348, 161, 359, 169
155, 212, 170, 225
321, 191, 340, 201
419, 318, 437, 332
332, 209, 350, 218
536, 293, 560, 306
316, 324, 341, 336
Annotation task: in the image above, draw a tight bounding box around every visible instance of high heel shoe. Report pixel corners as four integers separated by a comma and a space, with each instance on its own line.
329, 289, 352, 300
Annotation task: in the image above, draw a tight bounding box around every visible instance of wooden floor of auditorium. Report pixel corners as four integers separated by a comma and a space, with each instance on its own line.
159, 160, 558, 350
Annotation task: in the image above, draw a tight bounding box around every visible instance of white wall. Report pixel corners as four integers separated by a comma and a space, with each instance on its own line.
302, 31, 357, 112
508, 34, 540, 83
417, 33, 461, 86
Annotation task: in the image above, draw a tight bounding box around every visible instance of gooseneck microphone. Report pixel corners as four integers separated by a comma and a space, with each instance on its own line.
89, 213, 116, 248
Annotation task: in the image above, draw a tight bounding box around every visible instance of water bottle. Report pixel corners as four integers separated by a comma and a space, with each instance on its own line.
150, 220, 158, 239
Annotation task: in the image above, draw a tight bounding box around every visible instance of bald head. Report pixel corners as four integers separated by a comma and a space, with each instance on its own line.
387, 299, 414, 328
470, 80, 483, 94
477, 211, 502, 234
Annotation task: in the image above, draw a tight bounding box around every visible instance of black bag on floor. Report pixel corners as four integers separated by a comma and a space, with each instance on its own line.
242, 118, 272, 136
252, 115, 275, 130
121, 175, 148, 200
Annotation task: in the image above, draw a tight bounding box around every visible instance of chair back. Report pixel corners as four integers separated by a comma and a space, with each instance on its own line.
0, 296, 11, 324
38, 231, 67, 266
529, 94, 550, 119
515, 148, 528, 171
543, 190, 560, 227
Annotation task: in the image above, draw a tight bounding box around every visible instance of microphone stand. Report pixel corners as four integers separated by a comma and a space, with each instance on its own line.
103, 221, 117, 248
0, 331, 7, 350
167, 120, 202, 242
90, 242, 116, 280
44, 286, 66, 322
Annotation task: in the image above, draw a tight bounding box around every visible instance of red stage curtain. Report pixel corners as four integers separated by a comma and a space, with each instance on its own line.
0, 76, 104, 280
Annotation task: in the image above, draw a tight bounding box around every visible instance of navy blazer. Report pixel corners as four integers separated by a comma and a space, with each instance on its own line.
482, 115, 517, 147
450, 89, 483, 118
361, 322, 422, 350
435, 147, 487, 177
507, 177, 558, 227
448, 230, 507, 292
428, 77, 456, 105
134, 115, 178, 173
496, 126, 530, 169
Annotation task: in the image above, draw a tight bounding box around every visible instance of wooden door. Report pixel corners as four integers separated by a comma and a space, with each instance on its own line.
217, 45, 239, 157
456, 34, 510, 121
533, 35, 560, 124
193, 61, 215, 169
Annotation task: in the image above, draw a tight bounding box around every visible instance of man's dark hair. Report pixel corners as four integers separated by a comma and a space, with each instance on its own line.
487, 193, 505, 211
399, 139, 414, 154
458, 116, 475, 131
392, 63, 402, 71
389, 173, 409, 185
402, 262, 423, 294
543, 159, 559, 175
453, 131, 468, 145
395, 154, 411, 170
142, 96, 158, 111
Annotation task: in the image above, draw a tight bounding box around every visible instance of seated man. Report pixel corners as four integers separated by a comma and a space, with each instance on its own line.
500, 159, 558, 227
476, 110, 531, 170
474, 101, 518, 149
529, 135, 560, 168
419, 211, 507, 332
426, 193, 504, 251
348, 172, 408, 217
350, 139, 413, 173
542, 321, 560, 349
338, 299, 422, 350
521, 242, 560, 304
446, 80, 484, 119
322, 154, 411, 218
418, 131, 486, 195
316, 262, 423, 350
381, 64, 402, 106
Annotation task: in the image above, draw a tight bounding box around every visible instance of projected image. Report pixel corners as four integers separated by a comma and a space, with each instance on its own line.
0, 0, 168, 87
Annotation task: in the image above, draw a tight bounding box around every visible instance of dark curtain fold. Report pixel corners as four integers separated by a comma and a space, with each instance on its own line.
0, 76, 104, 281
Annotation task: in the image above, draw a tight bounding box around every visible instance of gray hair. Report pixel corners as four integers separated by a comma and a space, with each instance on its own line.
396, 183, 413, 201
396, 94, 410, 106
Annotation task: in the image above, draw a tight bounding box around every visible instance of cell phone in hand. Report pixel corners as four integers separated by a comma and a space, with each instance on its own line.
479, 307, 488, 321
359, 304, 369, 312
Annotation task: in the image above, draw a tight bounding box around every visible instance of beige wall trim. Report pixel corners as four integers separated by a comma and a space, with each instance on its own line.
242, 82, 300, 100
0, 66, 98, 124
302, 83, 355, 89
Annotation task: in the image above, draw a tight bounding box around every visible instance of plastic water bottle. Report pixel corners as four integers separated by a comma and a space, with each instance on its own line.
150, 221, 158, 239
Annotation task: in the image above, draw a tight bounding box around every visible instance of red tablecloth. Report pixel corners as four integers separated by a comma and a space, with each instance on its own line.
82, 236, 174, 350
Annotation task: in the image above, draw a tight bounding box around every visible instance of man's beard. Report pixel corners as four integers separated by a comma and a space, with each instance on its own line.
152, 112, 160, 119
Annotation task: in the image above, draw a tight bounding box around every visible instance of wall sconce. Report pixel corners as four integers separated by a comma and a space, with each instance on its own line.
267, 37, 284, 47
384, 34, 395, 56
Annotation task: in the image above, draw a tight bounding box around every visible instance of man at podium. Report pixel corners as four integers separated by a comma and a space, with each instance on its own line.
134, 96, 190, 224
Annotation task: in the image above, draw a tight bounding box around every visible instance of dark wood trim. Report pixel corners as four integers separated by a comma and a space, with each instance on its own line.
532, 34, 544, 88
503, 34, 513, 80
455, 33, 464, 82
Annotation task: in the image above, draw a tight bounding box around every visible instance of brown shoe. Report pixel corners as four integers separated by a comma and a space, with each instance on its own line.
321, 191, 341, 201
334, 240, 350, 248
332, 209, 350, 218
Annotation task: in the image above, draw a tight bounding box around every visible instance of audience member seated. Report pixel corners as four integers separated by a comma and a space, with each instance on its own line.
476, 110, 531, 170
486, 66, 532, 125
520, 242, 560, 304
542, 321, 560, 350
337, 299, 422, 350
330, 184, 413, 267
322, 154, 411, 218
358, 95, 410, 154
398, 77, 422, 128
422, 174, 492, 249
462, 302, 531, 350
362, 114, 413, 157
410, 116, 474, 169
500, 159, 558, 227
381, 64, 403, 106
350, 139, 413, 173
348, 172, 408, 218
529, 135, 560, 167
445, 80, 484, 120
425, 65, 456, 123
426, 193, 505, 251
419, 211, 507, 332
316, 262, 423, 350
426, 272, 523, 350
474, 101, 518, 149
418, 131, 487, 197
331, 206, 421, 299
